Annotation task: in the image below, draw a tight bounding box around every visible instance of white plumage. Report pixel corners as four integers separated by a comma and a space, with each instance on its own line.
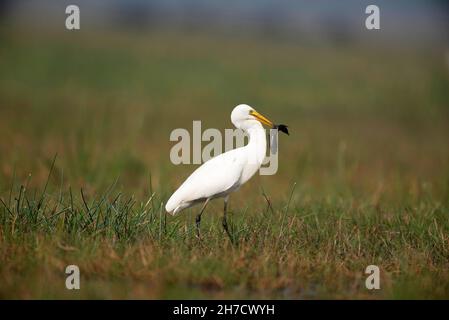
165, 104, 288, 239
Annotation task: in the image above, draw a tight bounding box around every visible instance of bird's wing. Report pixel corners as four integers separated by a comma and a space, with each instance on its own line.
165, 148, 246, 213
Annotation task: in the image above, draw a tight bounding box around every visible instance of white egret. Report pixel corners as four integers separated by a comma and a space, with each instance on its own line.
165, 104, 289, 240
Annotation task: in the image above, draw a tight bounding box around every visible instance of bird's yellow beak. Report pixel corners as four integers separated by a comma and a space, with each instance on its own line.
250, 110, 274, 128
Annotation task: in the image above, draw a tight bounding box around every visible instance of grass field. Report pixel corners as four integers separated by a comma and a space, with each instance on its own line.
0, 28, 449, 299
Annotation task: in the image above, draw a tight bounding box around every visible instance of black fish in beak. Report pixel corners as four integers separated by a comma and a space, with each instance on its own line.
274, 124, 289, 135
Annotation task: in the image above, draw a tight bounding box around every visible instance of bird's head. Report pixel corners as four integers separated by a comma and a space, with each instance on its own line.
231, 104, 289, 135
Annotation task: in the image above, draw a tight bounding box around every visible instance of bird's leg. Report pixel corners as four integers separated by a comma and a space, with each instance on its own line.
222, 196, 233, 244
195, 198, 210, 239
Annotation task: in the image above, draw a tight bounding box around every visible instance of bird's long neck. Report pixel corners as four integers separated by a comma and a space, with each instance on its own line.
245, 124, 267, 167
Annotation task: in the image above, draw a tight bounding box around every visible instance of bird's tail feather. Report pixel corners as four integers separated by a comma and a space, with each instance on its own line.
165, 195, 179, 215
165, 190, 188, 215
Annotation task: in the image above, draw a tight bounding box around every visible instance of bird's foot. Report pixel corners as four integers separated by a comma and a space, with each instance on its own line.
222, 217, 234, 245
195, 226, 203, 241
195, 214, 202, 240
